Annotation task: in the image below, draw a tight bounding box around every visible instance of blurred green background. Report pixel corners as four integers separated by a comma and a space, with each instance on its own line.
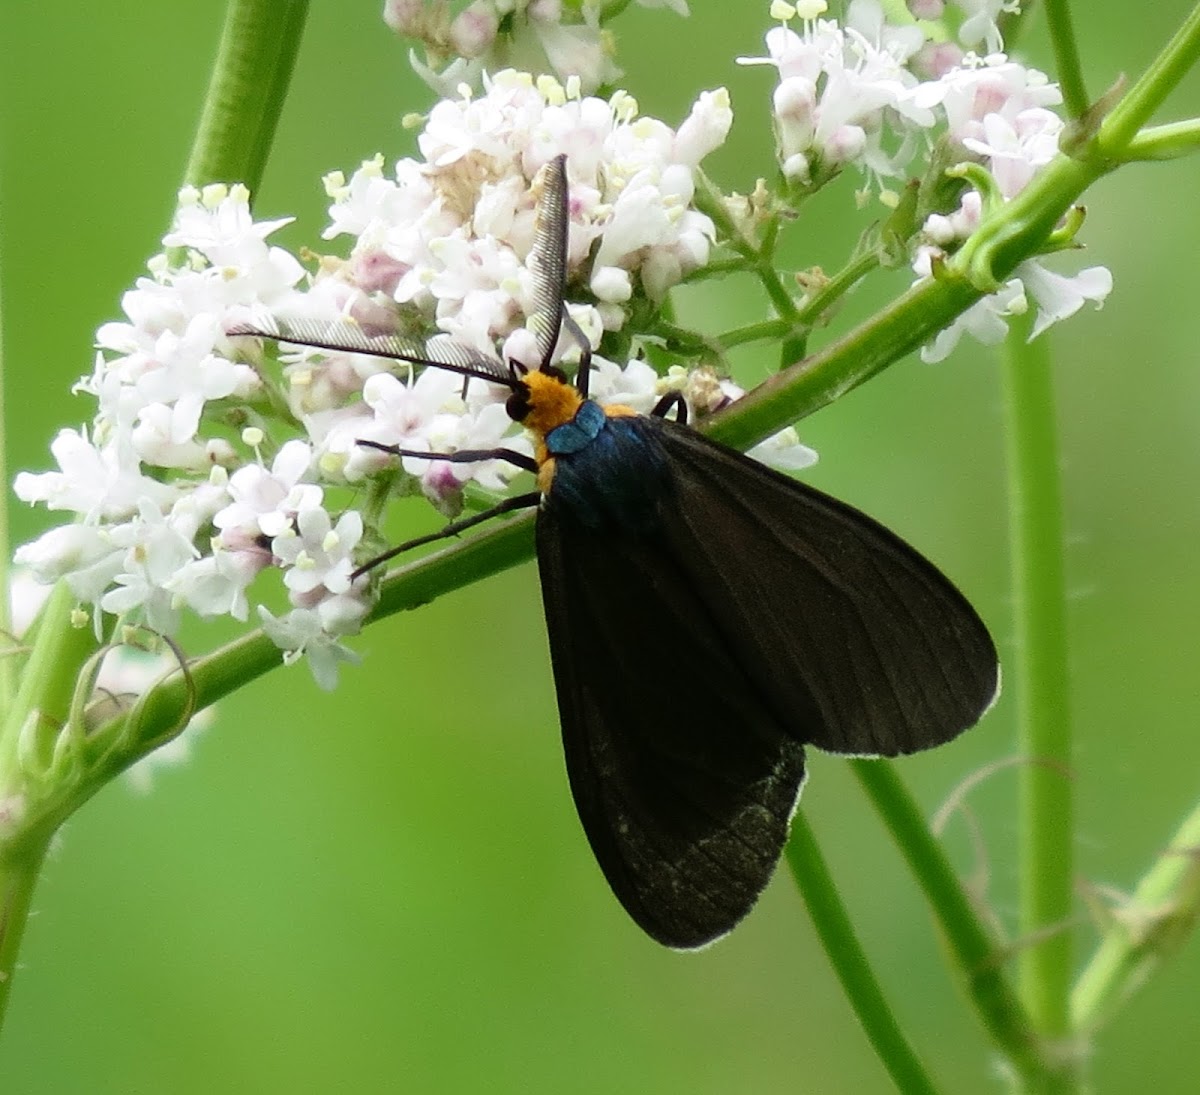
3, 2, 1200, 1092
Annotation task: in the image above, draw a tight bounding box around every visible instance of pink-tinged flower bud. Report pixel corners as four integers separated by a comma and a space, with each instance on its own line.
906, 0, 944, 18
450, 1, 500, 59
823, 124, 866, 165
774, 77, 817, 160
350, 250, 409, 297
912, 41, 964, 80
382, 0, 424, 35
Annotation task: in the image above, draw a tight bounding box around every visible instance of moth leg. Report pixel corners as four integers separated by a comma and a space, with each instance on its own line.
650, 391, 687, 424
357, 439, 538, 475
351, 491, 541, 579
561, 314, 594, 399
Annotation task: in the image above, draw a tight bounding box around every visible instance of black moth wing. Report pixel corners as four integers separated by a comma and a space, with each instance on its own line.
535, 415, 997, 949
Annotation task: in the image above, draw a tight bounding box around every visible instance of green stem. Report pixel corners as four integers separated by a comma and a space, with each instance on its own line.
0, 837, 50, 1031
183, 0, 311, 194
1098, 2, 1200, 157
0, 583, 99, 1029
850, 761, 1045, 1084
1002, 315, 1075, 1071
1071, 793, 1200, 1032
716, 318, 792, 350
794, 250, 880, 327
693, 171, 800, 323
1119, 118, 1200, 160
1042, 0, 1089, 119
0, 584, 100, 792
0, 252, 12, 713
786, 812, 943, 1095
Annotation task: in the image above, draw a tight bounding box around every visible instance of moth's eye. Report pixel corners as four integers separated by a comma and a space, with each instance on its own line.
506, 388, 532, 421
542, 364, 569, 384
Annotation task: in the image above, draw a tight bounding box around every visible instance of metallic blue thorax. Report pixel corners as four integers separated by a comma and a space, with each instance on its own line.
545, 399, 607, 455
543, 401, 671, 534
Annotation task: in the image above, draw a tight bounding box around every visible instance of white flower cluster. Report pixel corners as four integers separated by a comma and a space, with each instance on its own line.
383, 0, 690, 98
743, 0, 1111, 360
12, 1, 1118, 691
14, 71, 807, 689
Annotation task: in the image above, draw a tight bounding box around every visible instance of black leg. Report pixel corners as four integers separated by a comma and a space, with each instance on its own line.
650, 391, 687, 424
357, 439, 539, 475
351, 491, 542, 579
561, 314, 593, 399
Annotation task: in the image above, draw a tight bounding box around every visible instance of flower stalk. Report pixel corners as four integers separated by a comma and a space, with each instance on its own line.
1002, 312, 1077, 1091
183, 0, 311, 195
786, 811, 943, 1095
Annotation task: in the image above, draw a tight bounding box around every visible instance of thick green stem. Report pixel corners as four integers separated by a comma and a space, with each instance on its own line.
1042, 0, 1089, 119
183, 0, 311, 194
1002, 317, 1078, 1092
0, 838, 50, 1031
0, 582, 98, 1029
0, 256, 11, 713
1071, 794, 1200, 1032
0, 584, 99, 791
786, 812, 943, 1095
851, 761, 1045, 1085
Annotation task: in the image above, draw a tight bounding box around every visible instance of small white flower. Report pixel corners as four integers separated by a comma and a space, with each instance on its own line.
1021, 260, 1113, 340
214, 440, 322, 539
130, 402, 209, 470
272, 506, 364, 598
14, 428, 177, 521
100, 500, 203, 633
920, 278, 1025, 362
932, 53, 1061, 144
961, 107, 1063, 198
951, 0, 1016, 54
918, 253, 1112, 362
748, 427, 820, 472
13, 525, 125, 603
673, 88, 734, 166
167, 545, 269, 622
259, 605, 361, 690
588, 356, 662, 413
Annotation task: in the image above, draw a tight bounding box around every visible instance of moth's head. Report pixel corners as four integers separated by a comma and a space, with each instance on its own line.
506, 363, 580, 436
